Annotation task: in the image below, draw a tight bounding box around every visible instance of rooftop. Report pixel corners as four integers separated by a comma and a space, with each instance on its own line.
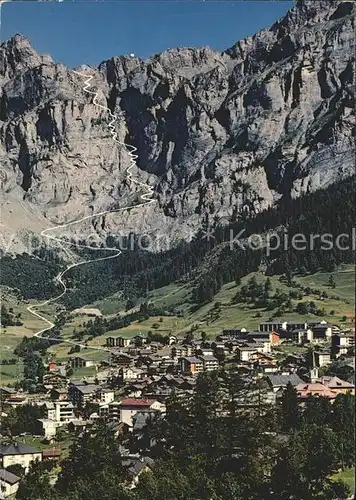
267, 374, 303, 387
119, 398, 155, 407
0, 441, 41, 456
0, 468, 21, 485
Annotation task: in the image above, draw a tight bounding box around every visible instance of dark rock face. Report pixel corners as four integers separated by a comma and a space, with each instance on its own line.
0, 0, 354, 251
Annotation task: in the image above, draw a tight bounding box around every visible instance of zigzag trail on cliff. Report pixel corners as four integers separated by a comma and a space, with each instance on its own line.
27, 68, 155, 356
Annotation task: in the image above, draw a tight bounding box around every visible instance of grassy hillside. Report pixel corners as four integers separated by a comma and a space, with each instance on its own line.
1, 265, 354, 378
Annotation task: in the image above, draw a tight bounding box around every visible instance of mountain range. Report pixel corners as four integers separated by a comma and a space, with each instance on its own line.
0, 0, 354, 254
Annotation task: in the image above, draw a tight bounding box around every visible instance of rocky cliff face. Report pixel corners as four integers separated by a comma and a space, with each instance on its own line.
0, 0, 354, 253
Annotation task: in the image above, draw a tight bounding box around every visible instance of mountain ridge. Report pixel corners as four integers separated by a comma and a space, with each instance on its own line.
0, 0, 354, 253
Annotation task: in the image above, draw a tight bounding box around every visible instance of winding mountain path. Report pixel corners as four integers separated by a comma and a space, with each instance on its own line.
27, 69, 155, 357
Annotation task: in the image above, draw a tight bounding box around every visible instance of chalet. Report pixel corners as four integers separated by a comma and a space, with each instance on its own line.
0, 387, 16, 400
131, 335, 148, 346
250, 352, 278, 373
159, 357, 176, 370
122, 456, 154, 489
244, 342, 269, 354
96, 388, 115, 404
43, 373, 67, 391
111, 352, 134, 367
246, 332, 272, 352
50, 388, 68, 401
37, 419, 57, 439
171, 345, 193, 359
0, 442, 42, 473
120, 367, 144, 381
0, 468, 21, 498
42, 449, 62, 462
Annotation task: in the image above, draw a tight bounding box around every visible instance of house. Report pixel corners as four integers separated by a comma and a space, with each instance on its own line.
168, 335, 177, 345
259, 321, 287, 332
69, 357, 95, 369
37, 418, 58, 439
220, 327, 247, 338
236, 346, 258, 362
295, 382, 338, 400
111, 352, 134, 367
250, 352, 278, 373
0, 468, 21, 498
267, 374, 304, 393
291, 328, 313, 345
318, 376, 355, 395
331, 333, 355, 357
132, 410, 159, 439
0, 442, 42, 473
109, 399, 165, 427
47, 361, 58, 372
199, 355, 219, 372
119, 367, 144, 382
42, 449, 62, 463
96, 388, 115, 404
180, 357, 204, 375
314, 350, 331, 367
43, 373, 67, 391
122, 456, 154, 489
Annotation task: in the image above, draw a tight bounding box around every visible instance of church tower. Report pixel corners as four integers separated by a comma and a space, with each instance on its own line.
310, 349, 319, 383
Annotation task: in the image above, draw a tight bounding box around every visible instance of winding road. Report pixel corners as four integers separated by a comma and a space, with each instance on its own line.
27, 69, 155, 358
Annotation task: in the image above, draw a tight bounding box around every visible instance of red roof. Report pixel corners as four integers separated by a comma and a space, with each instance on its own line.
120, 398, 155, 407
42, 449, 62, 458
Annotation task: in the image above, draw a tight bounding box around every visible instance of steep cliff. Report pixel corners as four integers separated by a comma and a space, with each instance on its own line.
0, 0, 354, 253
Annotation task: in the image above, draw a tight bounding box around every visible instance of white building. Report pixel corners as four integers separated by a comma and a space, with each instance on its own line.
106, 399, 165, 428
0, 468, 21, 498
44, 401, 75, 424
0, 442, 42, 474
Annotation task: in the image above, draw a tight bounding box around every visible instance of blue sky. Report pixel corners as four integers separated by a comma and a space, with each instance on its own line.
1, 1, 293, 68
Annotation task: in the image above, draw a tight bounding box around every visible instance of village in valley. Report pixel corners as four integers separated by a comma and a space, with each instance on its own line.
0, 296, 355, 497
